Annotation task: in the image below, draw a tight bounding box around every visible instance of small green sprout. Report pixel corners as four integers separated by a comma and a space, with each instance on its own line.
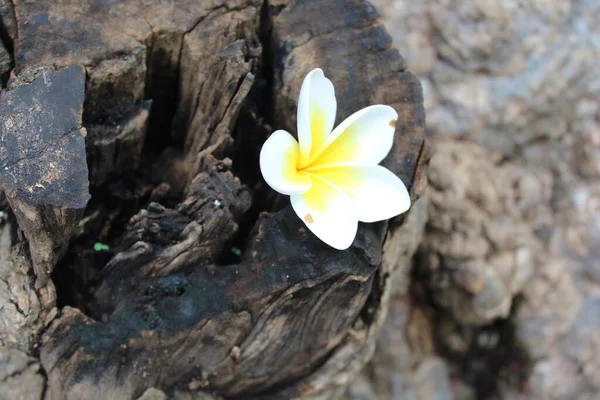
94, 242, 110, 252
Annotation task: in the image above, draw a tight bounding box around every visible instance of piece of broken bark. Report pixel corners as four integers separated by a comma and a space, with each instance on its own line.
0, 65, 89, 286
2, 0, 427, 399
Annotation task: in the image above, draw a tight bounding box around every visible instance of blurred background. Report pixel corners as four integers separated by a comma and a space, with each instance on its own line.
345, 1, 600, 399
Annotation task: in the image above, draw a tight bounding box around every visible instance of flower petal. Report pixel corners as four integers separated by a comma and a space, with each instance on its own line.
290, 176, 357, 250
309, 105, 398, 167
297, 68, 337, 167
260, 130, 311, 195
312, 165, 410, 223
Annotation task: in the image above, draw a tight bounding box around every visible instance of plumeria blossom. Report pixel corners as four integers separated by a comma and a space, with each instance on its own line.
260, 68, 411, 250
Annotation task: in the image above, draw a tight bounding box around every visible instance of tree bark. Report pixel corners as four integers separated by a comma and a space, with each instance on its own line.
0, 0, 427, 398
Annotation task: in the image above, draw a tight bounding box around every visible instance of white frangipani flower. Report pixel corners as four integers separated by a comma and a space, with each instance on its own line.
260, 68, 411, 250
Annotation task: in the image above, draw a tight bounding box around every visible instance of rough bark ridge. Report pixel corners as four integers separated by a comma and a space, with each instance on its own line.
0, 0, 427, 398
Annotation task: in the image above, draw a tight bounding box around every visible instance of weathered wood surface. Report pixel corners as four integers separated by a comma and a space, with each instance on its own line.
0, 0, 427, 398
0, 66, 90, 286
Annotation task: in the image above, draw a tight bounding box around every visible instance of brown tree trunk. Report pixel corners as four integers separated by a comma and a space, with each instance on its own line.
0, 0, 427, 399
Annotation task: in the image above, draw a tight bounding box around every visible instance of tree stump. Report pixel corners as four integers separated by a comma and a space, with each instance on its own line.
0, 0, 427, 399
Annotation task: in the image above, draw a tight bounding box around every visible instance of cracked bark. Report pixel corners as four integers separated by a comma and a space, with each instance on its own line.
0, 65, 89, 286
0, 0, 427, 399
